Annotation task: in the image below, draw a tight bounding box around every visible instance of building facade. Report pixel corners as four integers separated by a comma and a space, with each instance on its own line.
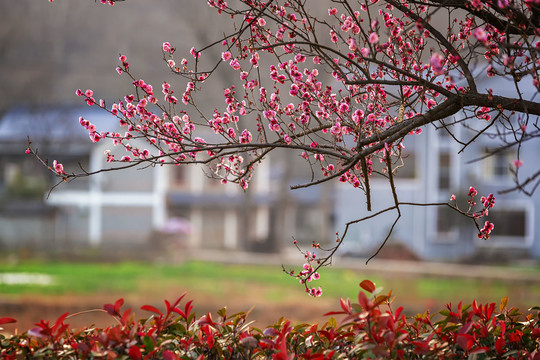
334, 75, 540, 261
0, 107, 333, 256
1, 72, 537, 261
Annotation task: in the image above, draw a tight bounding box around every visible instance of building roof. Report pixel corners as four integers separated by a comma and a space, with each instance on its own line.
0, 106, 119, 142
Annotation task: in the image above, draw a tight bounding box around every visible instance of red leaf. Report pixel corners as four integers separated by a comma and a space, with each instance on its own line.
323, 311, 346, 316
107, 327, 123, 343
52, 312, 69, 333
55, 323, 69, 339
114, 298, 124, 314
472, 299, 479, 315
470, 346, 489, 354
121, 308, 132, 326
495, 337, 505, 354
456, 334, 474, 351
360, 279, 376, 293
128, 345, 142, 360
173, 308, 186, 318
340, 297, 351, 314
305, 324, 318, 334
0, 317, 17, 325
170, 292, 187, 310
141, 305, 163, 316
485, 302, 495, 319
103, 303, 116, 316
412, 340, 431, 355
272, 335, 289, 360
198, 312, 214, 326
358, 290, 372, 310
457, 321, 473, 335
394, 306, 404, 320
104, 298, 125, 317
175, 299, 193, 320
163, 350, 178, 360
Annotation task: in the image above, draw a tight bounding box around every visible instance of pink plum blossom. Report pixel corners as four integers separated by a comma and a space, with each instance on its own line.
52, 160, 65, 174
430, 53, 445, 75
221, 51, 232, 61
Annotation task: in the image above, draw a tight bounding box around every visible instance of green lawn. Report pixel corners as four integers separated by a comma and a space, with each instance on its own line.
0, 261, 361, 300
0, 260, 539, 314
0, 261, 305, 297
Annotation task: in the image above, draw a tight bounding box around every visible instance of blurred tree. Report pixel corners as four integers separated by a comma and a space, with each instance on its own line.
0, 1, 227, 114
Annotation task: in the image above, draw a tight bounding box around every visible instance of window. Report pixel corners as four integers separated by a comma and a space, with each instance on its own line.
201, 208, 226, 249
395, 152, 417, 179
102, 206, 153, 243
170, 165, 188, 189
486, 209, 526, 238
476, 204, 533, 247
482, 148, 514, 181
205, 175, 223, 190
1, 158, 48, 199
370, 151, 417, 181
433, 206, 461, 243
437, 122, 455, 140
295, 205, 324, 245
58, 156, 90, 190
436, 206, 454, 234
103, 166, 154, 192
438, 152, 451, 190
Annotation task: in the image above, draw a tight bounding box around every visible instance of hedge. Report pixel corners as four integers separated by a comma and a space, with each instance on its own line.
1, 280, 539, 359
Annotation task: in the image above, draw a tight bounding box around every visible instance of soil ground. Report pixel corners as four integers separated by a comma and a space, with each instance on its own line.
1, 285, 438, 336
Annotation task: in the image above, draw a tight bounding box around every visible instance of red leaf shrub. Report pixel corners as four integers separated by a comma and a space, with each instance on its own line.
1, 282, 539, 359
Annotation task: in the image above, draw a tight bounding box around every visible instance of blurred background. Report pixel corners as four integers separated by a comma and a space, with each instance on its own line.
0, 0, 539, 333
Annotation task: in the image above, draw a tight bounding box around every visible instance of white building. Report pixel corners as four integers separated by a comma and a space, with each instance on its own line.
0, 107, 333, 257
334, 74, 540, 261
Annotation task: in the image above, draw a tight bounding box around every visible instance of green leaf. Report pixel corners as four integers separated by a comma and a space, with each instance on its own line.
439, 310, 450, 317
327, 317, 337, 329
293, 323, 310, 332
187, 313, 196, 325
170, 323, 186, 335
217, 307, 227, 319
445, 324, 460, 332
374, 295, 389, 306
143, 335, 154, 352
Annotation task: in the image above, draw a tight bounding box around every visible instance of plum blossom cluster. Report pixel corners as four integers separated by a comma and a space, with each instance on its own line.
466, 186, 496, 218
477, 192, 496, 240
283, 241, 323, 297
44, 0, 538, 200
67, 51, 256, 188
150, 0, 451, 194
478, 220, 495, 240
450, 186, 496, 240
299, 261, 323, 297
52, 160, 65, 175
